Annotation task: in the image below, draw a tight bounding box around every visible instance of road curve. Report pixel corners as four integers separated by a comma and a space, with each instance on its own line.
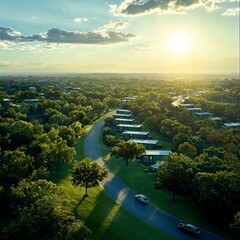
84, 115, 227, 240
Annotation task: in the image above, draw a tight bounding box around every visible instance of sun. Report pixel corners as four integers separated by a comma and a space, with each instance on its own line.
168, 33, 190, 54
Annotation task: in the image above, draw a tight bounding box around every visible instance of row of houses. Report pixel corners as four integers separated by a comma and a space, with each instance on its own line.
179, 103, 240, 128
112, 108, 171, 171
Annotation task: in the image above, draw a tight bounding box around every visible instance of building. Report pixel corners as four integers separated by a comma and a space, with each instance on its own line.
123, 96, 138, 101
194, 112, 212, 119
112, 113, 132, 119
29, 86, 36, 91
116, 109, 131, 114
210, 117, 223, 121
122, 131, 150, 140
179, 103, 195, 108
185, 107, 202, 113
223, 122, 240, 128
115, 118, 135, 125
117, 124, 142, 132
140, 150, 171, 163
127, 139, 158, 150
2, 98, 13, 106
24, 99, 40, 104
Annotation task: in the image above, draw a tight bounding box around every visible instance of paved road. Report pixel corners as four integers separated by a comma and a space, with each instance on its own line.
84, 115, 227, 240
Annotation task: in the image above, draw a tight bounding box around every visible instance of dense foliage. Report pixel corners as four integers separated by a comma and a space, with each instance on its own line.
0, 74, 239, 237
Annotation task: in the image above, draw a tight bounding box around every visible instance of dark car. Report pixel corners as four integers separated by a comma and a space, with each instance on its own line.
178, 222, 200, 236
135, 194, 149, 204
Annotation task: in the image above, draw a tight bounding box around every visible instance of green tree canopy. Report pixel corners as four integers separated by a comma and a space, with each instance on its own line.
71, 158, 108, 196
5, 179, 92, 240
155, 153, 197, 200
111, 140, 145, 166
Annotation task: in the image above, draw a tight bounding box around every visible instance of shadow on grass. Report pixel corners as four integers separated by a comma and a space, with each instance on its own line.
74, 194, 87, 211
49, 163, 73, 184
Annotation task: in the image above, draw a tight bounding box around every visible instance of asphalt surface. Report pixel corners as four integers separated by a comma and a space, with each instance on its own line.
84, 115, 227, 240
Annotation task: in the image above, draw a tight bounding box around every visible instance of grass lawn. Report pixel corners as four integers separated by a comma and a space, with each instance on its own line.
149, 130, 172, 149
99, 131, 236, 240
49, 125, 175, 240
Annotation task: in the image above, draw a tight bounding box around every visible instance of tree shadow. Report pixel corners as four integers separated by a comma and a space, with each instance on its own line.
74, 195, 87, 211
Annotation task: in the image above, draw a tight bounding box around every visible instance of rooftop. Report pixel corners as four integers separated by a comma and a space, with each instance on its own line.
179, 104, 195, 108
195, 112, 211, 116
115, 118, 134, 122
186, 107, 202, 111
117, 124, 142, 128
113, 113, 132, 117
122, 131, 149, 135
223, 122, 240, 127
210, 117, 223, 121
143, 150, 172, 156
117, 109, 131, 113
127, 139, 158, 145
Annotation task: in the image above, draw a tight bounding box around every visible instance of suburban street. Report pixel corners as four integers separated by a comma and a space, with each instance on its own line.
84, 116, 227, 240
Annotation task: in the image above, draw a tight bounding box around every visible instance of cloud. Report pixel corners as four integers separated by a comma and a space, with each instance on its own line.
0, 27, 22, 41
0, 26, 135, 46
97, 21, 129, 34
109, 0, 226, 16
74, 17, 88, 23
222, 7, 240, 15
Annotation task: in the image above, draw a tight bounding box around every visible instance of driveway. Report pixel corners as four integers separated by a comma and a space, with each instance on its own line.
84, 115, 227, 240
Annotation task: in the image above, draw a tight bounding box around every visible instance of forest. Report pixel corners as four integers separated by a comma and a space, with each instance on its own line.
0, 74, 239, 239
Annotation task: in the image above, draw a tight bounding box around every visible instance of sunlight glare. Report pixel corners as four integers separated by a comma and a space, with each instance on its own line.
168, 33, 190, 54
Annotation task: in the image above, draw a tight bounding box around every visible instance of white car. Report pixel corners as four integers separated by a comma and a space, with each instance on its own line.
135, 194, 149, 204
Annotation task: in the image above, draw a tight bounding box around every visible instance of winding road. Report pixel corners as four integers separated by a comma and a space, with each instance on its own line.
84, 114, 227, 240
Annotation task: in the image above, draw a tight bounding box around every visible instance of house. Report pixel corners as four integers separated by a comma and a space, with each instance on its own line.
2, 98, 13, 106
116, 109, 131, 114
112, 113, 132, 119
194, 112, 212, 119
179, 103, 195, 108
117, 124, 142, 132
123, 96, 138, 101
210, 117, 223, 123
223, 122, 240, 128
210, 117, 223, 121
127, 139, 158, 150
140, 150, 171, 163
185, 107, 202, 113
29, 86, 36, 91
114, 118, 135, 125
122, 131, 150, 140
24, 99, 40, 105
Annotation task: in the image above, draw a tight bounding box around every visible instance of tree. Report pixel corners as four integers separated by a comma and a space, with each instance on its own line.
111, 140, 145, 166
71, 158, 108, 196
178, 142, 197, 158
155, 153, 197, 200
6, 179, 92, 240
230, 211, 240, 236
70, 121, 82, 139
29, 129, 75, 168
104, 116, 115, 128
0, 149, 34, 187
193, 171, 240, 212
104, 134, 119, 147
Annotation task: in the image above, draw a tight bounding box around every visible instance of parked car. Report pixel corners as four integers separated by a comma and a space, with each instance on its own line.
135, 194, 149, 204
178, 222, 200, 236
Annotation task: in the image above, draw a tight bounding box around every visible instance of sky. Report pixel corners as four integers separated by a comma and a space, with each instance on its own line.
0, 0, 239, 74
